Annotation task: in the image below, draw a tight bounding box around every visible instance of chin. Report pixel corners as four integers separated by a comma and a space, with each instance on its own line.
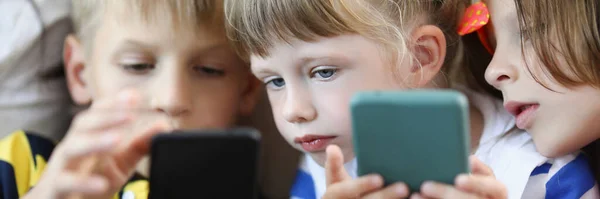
308, 152, 328, 167
533, 138, 575, 158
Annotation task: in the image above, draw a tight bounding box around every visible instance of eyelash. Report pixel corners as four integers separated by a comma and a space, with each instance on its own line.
262, 67, 339, 90
122, 63, 155, 74
264, 77, 285, 89
310, 67, 337, 80
121, 63, 225, 77
193, 65, 226, 77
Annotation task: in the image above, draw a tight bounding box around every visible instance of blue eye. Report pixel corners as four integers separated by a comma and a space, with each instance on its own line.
265, 77, 285, 88
122, 63, 155, 74
315, 69, 336, 78
311, 67, 337, 80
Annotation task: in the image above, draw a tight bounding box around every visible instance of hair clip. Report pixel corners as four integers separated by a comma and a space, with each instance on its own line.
458, 1, 494, 54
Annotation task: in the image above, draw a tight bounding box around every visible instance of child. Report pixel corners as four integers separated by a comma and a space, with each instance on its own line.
482, 0, 600, 198
0, 0, 262, 198
225, 0, 512, 198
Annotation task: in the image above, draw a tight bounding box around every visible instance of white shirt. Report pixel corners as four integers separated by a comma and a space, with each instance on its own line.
468, 88, 598, 199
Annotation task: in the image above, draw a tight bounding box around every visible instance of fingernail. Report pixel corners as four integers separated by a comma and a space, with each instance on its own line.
369, 175, 383, 186
421, 181, 434, 193
100, 134, 120, 146
456, 174, 469, 186
118, 112, 133, 121
87, 177, 108, 192
395, 184, 408, 196
410, 193, 422, 199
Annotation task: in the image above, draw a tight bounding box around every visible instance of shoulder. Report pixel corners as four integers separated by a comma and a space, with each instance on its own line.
290, 155, 316, 199
0, 130, 55, 163
0, 130, 56, 198
115, 174, 149, 199
535, 153, 598, 199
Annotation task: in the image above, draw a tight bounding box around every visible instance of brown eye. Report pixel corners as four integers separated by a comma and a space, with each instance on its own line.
193, 66, 225, 77
122, 63, 155, 74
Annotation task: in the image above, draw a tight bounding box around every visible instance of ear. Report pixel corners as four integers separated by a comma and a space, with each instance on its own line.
410, 25, 447, 87
63, 34, 92, 105
239, 72, 263, 116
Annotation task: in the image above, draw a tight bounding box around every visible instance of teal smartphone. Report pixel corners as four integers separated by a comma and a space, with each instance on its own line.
351, 90, 471, 192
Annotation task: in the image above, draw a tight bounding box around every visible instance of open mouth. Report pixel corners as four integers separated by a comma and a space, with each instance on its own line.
294, 135, 337, 152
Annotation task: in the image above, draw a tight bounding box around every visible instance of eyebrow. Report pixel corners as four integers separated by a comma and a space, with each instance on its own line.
111, 40, 158, 58
252, 54, 351, 77
297, 54, 351, 68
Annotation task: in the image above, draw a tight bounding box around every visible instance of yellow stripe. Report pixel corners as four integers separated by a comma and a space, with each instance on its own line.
0, 131, 33, 196
30, 154, 48, 186
119, 180, 149, 199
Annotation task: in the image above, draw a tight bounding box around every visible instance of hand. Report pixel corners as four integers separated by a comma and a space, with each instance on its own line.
323, 145, 410, 199
24, 90, 171, 199
411, 156, 507, 199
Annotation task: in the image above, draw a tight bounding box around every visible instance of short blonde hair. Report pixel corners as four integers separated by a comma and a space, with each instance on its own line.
71, 0, 223, 47
225, 0, 467, 77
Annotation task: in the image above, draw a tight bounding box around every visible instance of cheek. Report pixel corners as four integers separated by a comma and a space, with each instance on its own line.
88, 66, 125, 99
313, 89, 353, 137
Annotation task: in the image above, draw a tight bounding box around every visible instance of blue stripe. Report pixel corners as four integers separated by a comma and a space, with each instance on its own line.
290, 170, 316, 199
545, 154, 596, 199
530, 163, 552, 176
24, 132, 55, 168
0, 160, 19, 199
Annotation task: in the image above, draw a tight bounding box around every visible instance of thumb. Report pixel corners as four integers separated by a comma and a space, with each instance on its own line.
116, 120, 171, 168
325, 145, 351, 186
470, 155, 494, 177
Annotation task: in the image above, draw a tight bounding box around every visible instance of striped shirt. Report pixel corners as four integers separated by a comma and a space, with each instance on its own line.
521, 153, 599, 199
0, 130, 150, 199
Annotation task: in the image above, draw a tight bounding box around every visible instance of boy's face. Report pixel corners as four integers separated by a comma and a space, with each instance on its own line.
484, 0, 600, 158
65, 9, 261, 130
250, 35, 414, 166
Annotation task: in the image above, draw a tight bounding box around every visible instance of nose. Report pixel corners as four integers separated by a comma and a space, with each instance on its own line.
151, 61, 192, 117
484, 49, 519, 89
282, 86, 317, 124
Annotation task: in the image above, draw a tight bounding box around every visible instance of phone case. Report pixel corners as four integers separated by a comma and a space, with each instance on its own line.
351, 90, 471, 191
148, 128, 261, 199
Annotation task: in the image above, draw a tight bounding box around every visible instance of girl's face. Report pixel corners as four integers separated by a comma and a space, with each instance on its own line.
250, 32, 444, 165
485, 0, 600, 158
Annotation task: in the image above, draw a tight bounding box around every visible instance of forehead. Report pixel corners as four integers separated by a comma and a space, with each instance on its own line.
94, 6, 229, 50
486, 0, 518, 28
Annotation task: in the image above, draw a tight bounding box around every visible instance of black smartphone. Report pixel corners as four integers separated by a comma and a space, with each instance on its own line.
148, 128, 261, 199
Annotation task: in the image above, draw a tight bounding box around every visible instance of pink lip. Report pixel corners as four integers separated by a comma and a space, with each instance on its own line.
294, 135, 337, 152
504, 101, 540, 129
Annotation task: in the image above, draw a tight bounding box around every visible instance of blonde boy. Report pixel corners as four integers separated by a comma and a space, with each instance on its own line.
0, 1, 261, 198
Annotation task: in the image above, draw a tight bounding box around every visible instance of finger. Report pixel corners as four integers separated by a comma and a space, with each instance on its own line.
363, 182, 410, 199
455, 174, 507, 199
410, 193, 433, 199
470, 156, 494, 176
322, 174, 384, 199
420, 181, 479, 199
61, 132, 122, 159
326, 145, 351, 185
113, 120, 171, 170
55, 172, 109, 195
90, 89, 141, 110
69, 111, 134, 134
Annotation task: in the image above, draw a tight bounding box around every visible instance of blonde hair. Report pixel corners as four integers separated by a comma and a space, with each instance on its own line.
71, 0, 223, 47
225, 0, 468, 84
515, 0, 600, 88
